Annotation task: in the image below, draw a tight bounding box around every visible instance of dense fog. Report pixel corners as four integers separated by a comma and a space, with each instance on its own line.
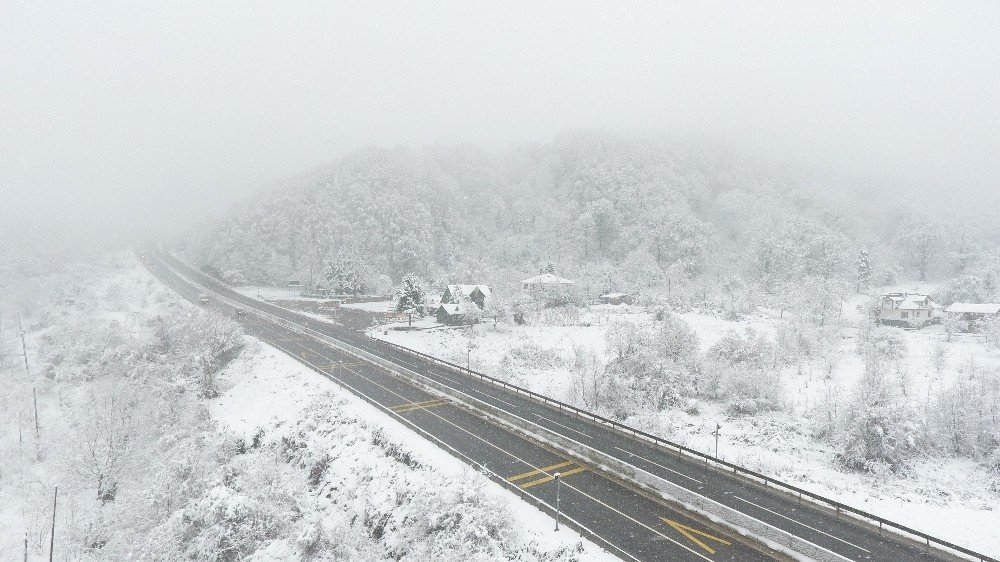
3, 1, 999, 243
6, 4, 1000, 560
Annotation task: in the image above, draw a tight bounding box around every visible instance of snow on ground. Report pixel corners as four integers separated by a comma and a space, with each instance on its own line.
233, 286, 325, 301
1, 260, 615, 561
210, 341, 618, 561
341, 299, 394, 312
371, 293, 1000, 557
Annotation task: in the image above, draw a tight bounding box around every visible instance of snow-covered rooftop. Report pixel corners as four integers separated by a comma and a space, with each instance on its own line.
522, 273, 575, 285
945, 303, 1000, 314
882, 293, 934, 309
447, 284, 491, 300
600, 292, 629, 298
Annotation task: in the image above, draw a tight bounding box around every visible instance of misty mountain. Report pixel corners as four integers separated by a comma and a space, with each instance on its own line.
187, 132, 996, 303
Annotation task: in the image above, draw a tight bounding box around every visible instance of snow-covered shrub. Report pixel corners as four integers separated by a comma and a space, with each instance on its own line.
722, 368, 783, 415
705, 328, 783, 413
838, 368, 918, 473
707, 327, 775, 367
925, 363, 1000, 458
535, 304, 581, 326
856, 325, 906, 371
601, 322, 689, 415
983, 316, 1000, 349
656, 313, 700, 368
504, 343, 566, 370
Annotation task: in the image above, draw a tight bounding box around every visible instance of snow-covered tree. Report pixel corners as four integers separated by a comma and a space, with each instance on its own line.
325, 250, 372, 295
838, 368, 919, 473
395, 274, 428, 316
856, 247, 872, 291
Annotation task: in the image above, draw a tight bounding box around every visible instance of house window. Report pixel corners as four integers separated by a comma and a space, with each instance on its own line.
901, 311, 909, 319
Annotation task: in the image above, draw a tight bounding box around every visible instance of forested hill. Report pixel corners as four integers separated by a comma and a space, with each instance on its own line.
186, 132, 996, 304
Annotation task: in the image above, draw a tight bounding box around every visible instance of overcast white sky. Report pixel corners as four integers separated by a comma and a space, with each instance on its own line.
2, 1, 998, 234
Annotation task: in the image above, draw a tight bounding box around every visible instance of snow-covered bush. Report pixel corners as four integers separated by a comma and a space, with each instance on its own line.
838, 369, 919, 473
656, 313, 700, 369
856, 325, 906, 371
704, 328, 783, 413
925, 363, 1000, 458
707, 327, 774, 367
983, 316, 1000, 349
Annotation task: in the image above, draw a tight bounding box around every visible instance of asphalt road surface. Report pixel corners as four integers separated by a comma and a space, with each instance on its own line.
143, 249, 971, 562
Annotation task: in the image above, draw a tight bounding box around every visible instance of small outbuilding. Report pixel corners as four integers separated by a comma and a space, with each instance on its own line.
599, 292, 634, 305
944, 303, 1000, 332
521, 273, 576, 291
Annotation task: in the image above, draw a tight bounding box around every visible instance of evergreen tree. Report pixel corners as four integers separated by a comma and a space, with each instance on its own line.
856, 247, 872, 291
395, 274, 427, 316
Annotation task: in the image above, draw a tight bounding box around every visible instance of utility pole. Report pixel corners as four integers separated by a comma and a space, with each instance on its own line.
712, 423, 721, 459
49, 487, 57, 562
17, 313, 29, 373
554, 472, 561, 531
33, 388, 39, 437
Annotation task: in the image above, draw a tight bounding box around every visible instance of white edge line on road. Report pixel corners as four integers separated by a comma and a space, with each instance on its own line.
157, 253, 857, 562
612, 446, 703, 485
733, 496, 871, 554
153, 256, 643, 562
538, 413, 593, 440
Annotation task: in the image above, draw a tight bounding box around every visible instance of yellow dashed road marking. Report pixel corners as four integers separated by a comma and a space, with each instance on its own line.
520, 465, 587, 489
506, 460, 575, 483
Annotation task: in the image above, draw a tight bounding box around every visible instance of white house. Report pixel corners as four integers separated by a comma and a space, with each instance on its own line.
878, 293, 941, 328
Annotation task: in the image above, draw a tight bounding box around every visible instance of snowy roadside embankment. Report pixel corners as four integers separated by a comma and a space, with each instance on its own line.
0, 254, 614, 561
205, 343, 617, 561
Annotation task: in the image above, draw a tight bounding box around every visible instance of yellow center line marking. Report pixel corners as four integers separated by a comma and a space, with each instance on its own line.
507, 460, 575, 482
661, 517, 732, 555
275, 339, 713, 562
521, 465, 587, 489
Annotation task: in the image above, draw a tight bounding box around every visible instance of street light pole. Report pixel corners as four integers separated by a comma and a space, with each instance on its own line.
712, 423, 721, 459
554, 472, 561, 531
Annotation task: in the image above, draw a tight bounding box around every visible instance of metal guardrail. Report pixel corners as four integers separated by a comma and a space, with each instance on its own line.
148, 252, 634, 561
370, 337, 997, 562
156, 250, 995, 562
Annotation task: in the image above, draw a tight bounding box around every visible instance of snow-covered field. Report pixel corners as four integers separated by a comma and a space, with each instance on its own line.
0, 257, 613, 561
211, 343, 615, 561
371, 293, 1000, 557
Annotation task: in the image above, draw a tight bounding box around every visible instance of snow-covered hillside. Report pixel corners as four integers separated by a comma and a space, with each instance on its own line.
0, 255, 613, 561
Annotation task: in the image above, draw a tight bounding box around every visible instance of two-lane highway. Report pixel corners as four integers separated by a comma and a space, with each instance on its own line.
146, 249, 975, 562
